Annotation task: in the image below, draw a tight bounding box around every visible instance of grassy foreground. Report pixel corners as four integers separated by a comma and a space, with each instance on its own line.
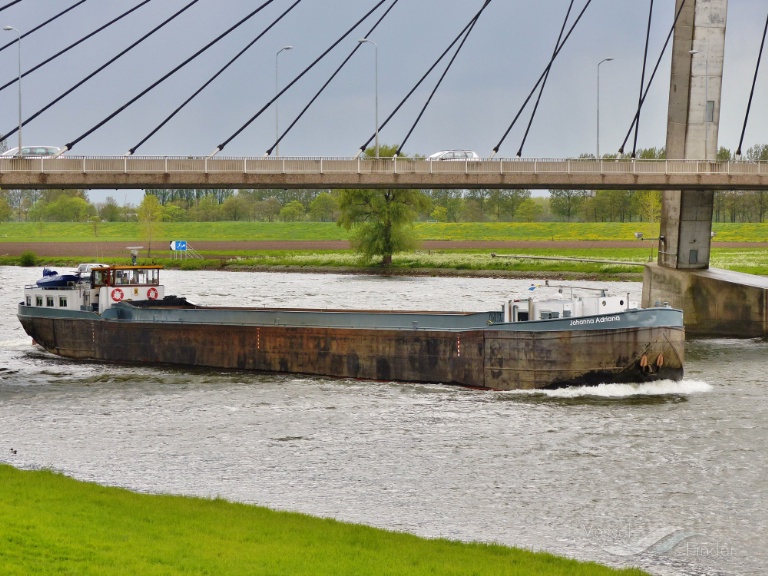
0, 465, 648, 576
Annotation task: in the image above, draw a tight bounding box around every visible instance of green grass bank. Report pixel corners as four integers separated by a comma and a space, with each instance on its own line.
3, 221, 768, 243
0, 465, 648, 576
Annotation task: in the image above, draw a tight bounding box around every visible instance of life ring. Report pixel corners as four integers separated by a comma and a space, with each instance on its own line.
111, 288, 124, 302
147, 287, 159, 300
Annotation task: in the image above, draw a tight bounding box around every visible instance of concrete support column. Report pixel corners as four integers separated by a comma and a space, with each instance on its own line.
659, 0, 727, 270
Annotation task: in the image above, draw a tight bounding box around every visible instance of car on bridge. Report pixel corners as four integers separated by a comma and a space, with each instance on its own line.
1, 145, 61, 158
427, 150, 480, 161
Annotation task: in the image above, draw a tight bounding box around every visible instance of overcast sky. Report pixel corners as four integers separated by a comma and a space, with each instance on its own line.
1, 0, 766, 203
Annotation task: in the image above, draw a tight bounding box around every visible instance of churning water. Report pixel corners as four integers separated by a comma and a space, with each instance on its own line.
0, 267, 765, 575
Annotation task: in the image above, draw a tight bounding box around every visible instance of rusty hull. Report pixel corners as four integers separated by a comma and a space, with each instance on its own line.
19, 314, 683, 390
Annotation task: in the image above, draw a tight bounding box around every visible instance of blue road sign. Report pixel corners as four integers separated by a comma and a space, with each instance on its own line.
169, 241, 187, 251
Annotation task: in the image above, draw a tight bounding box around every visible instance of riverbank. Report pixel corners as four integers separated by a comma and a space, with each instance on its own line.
8, 241, 768, 279
0, 465, 649, 576
2, 239, 768, 258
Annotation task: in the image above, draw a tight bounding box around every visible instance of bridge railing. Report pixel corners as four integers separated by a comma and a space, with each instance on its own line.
1, 156, 767, 176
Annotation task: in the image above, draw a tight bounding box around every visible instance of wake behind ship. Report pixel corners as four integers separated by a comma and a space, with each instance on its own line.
18, 265, 684, 390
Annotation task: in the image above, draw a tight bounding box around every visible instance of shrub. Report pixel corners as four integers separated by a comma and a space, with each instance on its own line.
19, 251, 37, 267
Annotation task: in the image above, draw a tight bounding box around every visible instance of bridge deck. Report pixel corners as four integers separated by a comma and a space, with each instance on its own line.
1, 156, 766, 190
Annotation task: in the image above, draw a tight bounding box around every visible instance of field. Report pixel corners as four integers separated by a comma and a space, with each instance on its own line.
4, 221, 768, 243
2, 221, 768, 277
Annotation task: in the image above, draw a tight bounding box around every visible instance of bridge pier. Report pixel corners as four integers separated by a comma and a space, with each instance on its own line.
643, 264, 768, 337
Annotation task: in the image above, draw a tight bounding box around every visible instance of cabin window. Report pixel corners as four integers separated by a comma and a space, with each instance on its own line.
36, 296, 43, 306
46, 296, 54, 307
59, 296, 67, 307
26, 296, 31, 306
91, 270, 105, 287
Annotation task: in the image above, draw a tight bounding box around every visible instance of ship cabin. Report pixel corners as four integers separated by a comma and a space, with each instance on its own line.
23, 265, 165, 315
504, 291, 638, 323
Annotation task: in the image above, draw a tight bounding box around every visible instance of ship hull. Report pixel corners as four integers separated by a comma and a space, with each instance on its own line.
17, 304, 684, 390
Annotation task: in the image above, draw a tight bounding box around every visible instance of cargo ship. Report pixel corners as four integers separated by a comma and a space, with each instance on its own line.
17, 265, 684, 390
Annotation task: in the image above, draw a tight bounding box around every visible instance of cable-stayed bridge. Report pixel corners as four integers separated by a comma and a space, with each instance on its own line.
2, 0, 768, 336
0, 1, 764, 165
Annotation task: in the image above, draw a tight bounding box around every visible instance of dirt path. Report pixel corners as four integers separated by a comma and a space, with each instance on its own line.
1, 240, 765, 258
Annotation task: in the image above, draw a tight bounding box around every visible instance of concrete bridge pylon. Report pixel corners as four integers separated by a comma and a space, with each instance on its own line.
660, 0, 727, 271
644, 0, 768, 337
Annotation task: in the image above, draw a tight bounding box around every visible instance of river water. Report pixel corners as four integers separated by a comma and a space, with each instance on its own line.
0, 266, 765, 576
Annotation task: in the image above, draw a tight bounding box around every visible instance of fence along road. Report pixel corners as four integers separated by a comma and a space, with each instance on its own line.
1, 156, 767, 190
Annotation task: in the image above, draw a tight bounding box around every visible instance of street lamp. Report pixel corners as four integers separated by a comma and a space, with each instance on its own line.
358, 38, 379, 158
275, 45, 293, 157
635, 232, 666, 261
689, 49, 709, 161
596, 57, 613, 160
3, 26, 22, 157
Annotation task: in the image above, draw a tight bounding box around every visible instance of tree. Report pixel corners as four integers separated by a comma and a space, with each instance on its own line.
633, 190, 662, 222
191, 195, 222, 221
162, 204, 187, 222
337, 145, 428, 266
424, 189, 463, 222
309, 192, 339, 222
41, 195, 95, 222
252, 197, 282, 221
549, 189, 588, 221
279, 200, 306, 222
430, 206, 448, 222
579, 190, 634, 222
485, 189, 531, 221
0, 193, 11, 222
515, 198, 543, 222
137, 194, 163, 257
338, 187, 429, 266
97, 197, 123, 222
744, 143, 768, 161
221, 194, 250, 221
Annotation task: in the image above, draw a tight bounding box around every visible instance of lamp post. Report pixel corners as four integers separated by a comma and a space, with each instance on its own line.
3, 26, 22, 156
358, 38, 379, 157
635, 232, 666, 262
275, 45, 293, 157
596, 57, 613, 160
689, 49, 709, 160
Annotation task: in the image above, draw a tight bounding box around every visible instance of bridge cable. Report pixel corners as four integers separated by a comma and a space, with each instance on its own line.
0, 0, 86, 55
491, 0, 593, 157
127, 0, 305, 156
54, 1, 286, 155
617, 0, 687, 156
630, 0, 655, 159
516, 0, 575, 158
0, 1, 22, 14
395, 1, 492, 157
266, 0, 401, 157
736, 10, 768, 158
0, 0, 200, 145
355, 1, 494, 158
0, 1, 153, 94
209, 0, 389, 157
